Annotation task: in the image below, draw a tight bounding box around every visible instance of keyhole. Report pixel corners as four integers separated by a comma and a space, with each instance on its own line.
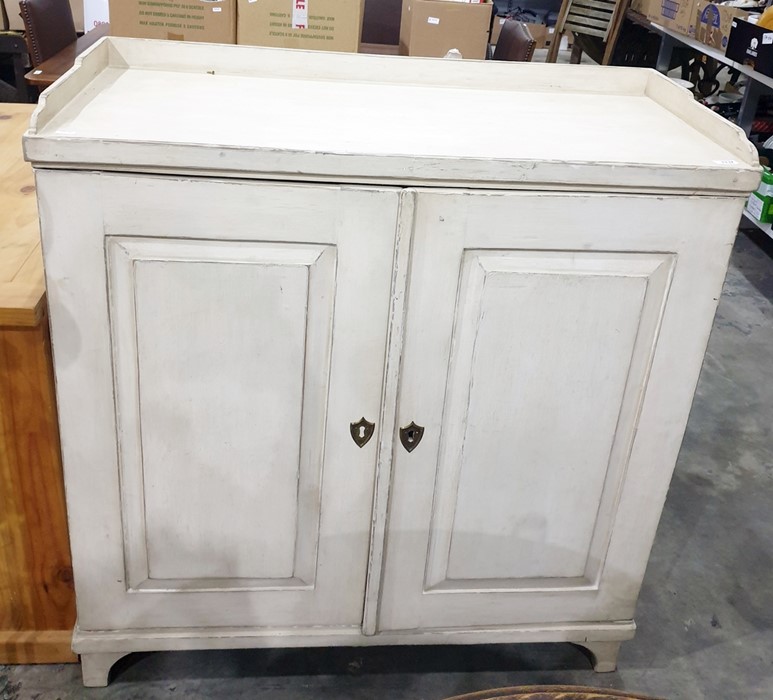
351, 418, 374, 448
400, 422, 423, 453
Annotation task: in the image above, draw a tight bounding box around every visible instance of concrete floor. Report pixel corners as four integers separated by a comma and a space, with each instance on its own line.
1, 229, 771, 700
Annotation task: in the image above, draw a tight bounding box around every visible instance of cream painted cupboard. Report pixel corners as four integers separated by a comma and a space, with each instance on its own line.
25, 37, 760, 687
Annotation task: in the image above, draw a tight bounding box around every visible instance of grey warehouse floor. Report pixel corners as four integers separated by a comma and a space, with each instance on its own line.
2, 229, 772, 700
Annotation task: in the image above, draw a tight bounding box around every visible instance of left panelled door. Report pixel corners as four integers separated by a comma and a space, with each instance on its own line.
37, 171, 401, 631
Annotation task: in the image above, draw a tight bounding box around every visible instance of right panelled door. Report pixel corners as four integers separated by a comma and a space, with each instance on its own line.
377, 189, 743, 633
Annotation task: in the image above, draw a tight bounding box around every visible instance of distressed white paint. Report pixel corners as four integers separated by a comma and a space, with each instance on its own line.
107, 237, 336, 589
72, 622, 633, 686
423, 250, 674, 587
377, 191, 744, 632
25, 38, 759, 194
26, 38, 756, 686
362, 191, 416, 636
38, 171, 400, 631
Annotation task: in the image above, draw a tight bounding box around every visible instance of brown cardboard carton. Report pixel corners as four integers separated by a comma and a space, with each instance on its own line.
237, 0, 364, 52
525, 22, 548, 48
674, 0, 700, 37
695, 0, 748, 51
400, 0, 493, 60
633, 0, 699, 36
631, 0, 659, 23
536, 24, 564, 48
73, 0, 86, 31
108, 0, 236, 43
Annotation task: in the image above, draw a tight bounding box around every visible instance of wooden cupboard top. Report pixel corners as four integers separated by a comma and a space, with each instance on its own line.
0, 104, 45, 328
25, 37, 760, 194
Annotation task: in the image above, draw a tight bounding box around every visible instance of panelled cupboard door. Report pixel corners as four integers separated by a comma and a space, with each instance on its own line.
377, 190, 743, 632
37, 170, 401, 631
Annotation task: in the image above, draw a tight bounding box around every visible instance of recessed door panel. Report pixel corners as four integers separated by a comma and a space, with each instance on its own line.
39, 171, 401, 630
376, 190, 738, 633
424, 250, 669, 591
108, 238, 336, 590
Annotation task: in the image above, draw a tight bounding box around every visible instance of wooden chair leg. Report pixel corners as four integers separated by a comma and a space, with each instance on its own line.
570, 42, 583, 64
546, 30, 563, 62
601, 38, 615, 65
601, 0, 631, 65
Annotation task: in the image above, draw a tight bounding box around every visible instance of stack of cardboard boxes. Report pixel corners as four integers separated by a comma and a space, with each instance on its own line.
631, 0, 698, 36
630, 0, 767, 72
8, 0, 769, 72
107, 0, 365, 52
693, 0, 749, 51
108, 0, 237, 44
105, 0, 496, 59
238, 0, 364, 51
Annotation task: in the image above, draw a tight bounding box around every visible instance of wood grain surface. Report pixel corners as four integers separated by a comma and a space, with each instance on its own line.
0, 319, 76, 663
0, 103, 76, 664
0, 630, 75, 664
0, 104, 45, 328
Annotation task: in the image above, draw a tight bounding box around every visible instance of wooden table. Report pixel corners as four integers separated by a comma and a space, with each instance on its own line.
25, 23, 109, 88
0, 103, 77, 664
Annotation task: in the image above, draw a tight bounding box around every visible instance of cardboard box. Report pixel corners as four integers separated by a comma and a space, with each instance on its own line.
526, 22, 548, 48
633, 0, 698, 36
695, 1, 747, 51
400, 0, 493, 60
3, 0, 83, 31
726, 17, 773, 77
237, 0, 364, 52
490, 17, 555, 49
108, 0, 236, 43
3, 0, 26, 31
